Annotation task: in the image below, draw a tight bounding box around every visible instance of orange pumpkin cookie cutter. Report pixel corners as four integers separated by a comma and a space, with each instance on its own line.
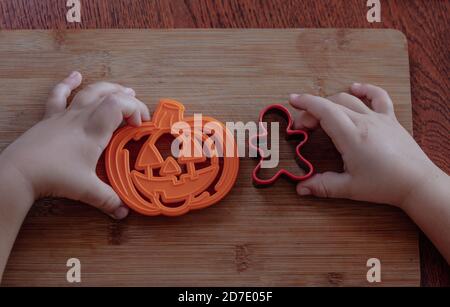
105, 99, 239, 217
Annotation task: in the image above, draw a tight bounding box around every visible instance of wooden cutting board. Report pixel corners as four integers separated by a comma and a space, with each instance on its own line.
0, 29, 418, 286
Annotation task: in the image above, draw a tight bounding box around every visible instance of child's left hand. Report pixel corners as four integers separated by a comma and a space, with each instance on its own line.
0, 71, 150, 219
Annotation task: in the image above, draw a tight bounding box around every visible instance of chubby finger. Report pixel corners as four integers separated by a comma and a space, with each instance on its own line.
297, 172, 352, 199
45, 71, 82, 118
71, 81, 135, 109
88, 92, 146, 138
327, 92, 371, 114
289, 94, 356, 142
293, 110, 319, 130
137, 99, 151, 122
350, 83, 395, 116
293, 92, 371, 130
79, 175, 129, 219
128, 109, 142, 127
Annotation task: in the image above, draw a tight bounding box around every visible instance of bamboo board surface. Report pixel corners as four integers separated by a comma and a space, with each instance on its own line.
0, 29, 418, 286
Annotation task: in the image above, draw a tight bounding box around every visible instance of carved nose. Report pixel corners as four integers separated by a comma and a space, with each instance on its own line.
159, 156, 182, 176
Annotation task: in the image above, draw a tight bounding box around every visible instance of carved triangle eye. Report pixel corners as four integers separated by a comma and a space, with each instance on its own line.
136, 143, 164, 168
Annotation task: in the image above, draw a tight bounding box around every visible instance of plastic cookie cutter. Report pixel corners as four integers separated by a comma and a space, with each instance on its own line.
105, 99, 239, 217
249, 104, 314, 187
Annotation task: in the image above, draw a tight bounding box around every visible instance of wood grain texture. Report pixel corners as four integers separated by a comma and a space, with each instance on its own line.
0, 29, 418, 286
0, 0, 448, 286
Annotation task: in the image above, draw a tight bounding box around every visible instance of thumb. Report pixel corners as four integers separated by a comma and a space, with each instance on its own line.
297, 172, 352, 199
79, 175, 129, 219
45, 71, 82, 118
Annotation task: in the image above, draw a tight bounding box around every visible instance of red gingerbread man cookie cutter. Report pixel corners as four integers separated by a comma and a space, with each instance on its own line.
105, 99, 239, 217
250, 104, 314, 187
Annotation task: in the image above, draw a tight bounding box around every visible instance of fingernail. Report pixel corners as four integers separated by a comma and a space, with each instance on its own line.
113, 206, 129, 219
124, 88, 135, 96
69, 71, 79, 78
289, 94, 300, 101
298, 187, 311, 196
352, 83, 361, 87
143, 111, 151, 121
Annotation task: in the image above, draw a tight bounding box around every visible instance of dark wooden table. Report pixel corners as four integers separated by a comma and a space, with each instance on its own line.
0, 0, 448, 286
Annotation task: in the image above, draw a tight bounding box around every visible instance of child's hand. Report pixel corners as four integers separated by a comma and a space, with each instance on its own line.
289, 83, 439, 208
0, 72, 150, 219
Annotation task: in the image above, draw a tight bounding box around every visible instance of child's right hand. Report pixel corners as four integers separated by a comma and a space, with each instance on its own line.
289, 83, 442, 209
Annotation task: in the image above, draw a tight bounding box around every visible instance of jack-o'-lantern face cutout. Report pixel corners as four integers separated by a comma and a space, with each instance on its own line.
105, 99, 239, 217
